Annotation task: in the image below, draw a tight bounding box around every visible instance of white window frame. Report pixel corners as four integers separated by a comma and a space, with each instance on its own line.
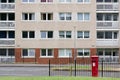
77, 31, 90, 39
58, 49, 72, 58
77, 13, 90, 21
40, 31, 53, 39
22, 31, 35, 39
22, 0, 35, 3
59, 13, 72, 21
97, 31, 118, 39
40, 49, 54, 58
77, 0, 90, 4
22, 49, 35, 58
59, 31, 72, 39
22, 13, 35, 21
40, 13, 53, 21
40, 0, 53, 3
77, 49, 90, 57
59, 0, 71, 3
0, 49, 15, 58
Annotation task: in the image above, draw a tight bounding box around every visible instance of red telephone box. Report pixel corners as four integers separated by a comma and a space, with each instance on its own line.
91, 55, 98, 77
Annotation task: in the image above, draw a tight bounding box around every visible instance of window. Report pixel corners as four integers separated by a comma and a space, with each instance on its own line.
97, 31, 118, 39
0, 49, 15, 56
22, 49, 35, 57
41, 0, 53, 2
97, 13, 118, 21
59, 49, 72, 57
59, 0, 71, 2
22, 0, 35, 3
59, 13, 72, 20
0, 13, 15, 21
77, 31, 90, 38
77, 0, 90, 3
0, 0, 15, 3
77, 49, 90, 57
22, 13, 35, 21
41, 13, 53, 20
97, 0, 118, 2
41, 49, 53, 57
40, 31, 53, 38
78, 13, 90, 21
22, 31, 35, 38
0, 31, 15, 38
59, 31, 71, 38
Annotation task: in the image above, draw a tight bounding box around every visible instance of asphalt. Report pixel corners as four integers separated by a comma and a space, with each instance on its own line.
0, 64, 49, 67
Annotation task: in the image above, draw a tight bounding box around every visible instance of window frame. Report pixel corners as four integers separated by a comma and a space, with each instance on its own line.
59, 13, 72, 21
40, 31, 53, 39
40, 13, 53, 21
22, 13, 35, 21
22, 31, 35, 39
77, 13, 90, 21
58, 49, 72, 58
22, 0, 35, 3
59, 31, 72, 39
77, 49, 90, 57
40, 49, 54, 58
77, 31, 90, 39
22, 48, 35, 58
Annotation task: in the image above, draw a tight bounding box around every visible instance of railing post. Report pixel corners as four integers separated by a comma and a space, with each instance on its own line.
49, 59, 50, 76
74, 59, 76, 76
101, 59, 104, 77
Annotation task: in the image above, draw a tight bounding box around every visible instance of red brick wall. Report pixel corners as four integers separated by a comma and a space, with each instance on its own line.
15, 48, 97, 64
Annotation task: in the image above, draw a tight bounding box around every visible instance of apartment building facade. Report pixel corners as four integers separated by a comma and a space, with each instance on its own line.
0, 0, 119, 64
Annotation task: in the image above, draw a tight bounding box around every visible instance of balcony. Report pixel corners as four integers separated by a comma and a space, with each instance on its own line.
0, 21, 15, 29
97, 21, 119, 29
97, 3, 119, 11
96, 39, 119, 47
0, 39, 15, 46
0, 3, 15, 11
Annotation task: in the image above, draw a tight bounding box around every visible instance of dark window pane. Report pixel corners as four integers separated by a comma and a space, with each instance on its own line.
48, 31, 53, 38
0, 0, 7, 3
0, 49, 6, 56
9, 0, 15, 3
97, 13, 103, 21
105, 31, 112, 39
0, 31, 7, 38
29, 31, 35, 38
41, 0, 46, 2
41, 49, 46, 56
105, 14, 111, 21
105, 0, 111, 2
23, 13, 28, 20
48, 13, 53, 20
22, 31, 28, 38
48, 49, 52, 56
22, 49, 28, 56
0, 13, 7, 20
8, 49, 15, 56
97, 32, 104, 39
66, 31, 71, 38
41, 13, 46, 20
8, 13, 15, 21
8, 31, 15, 38
97, 50, 103, 56
114, 32, 118, 39
97, 0, 103, 2
78, 52, 83, 56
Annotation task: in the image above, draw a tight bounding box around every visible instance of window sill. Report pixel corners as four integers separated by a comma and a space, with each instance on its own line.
40, 56, 54, 58
21, 56, 35, 58
77, 56, 90, 58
